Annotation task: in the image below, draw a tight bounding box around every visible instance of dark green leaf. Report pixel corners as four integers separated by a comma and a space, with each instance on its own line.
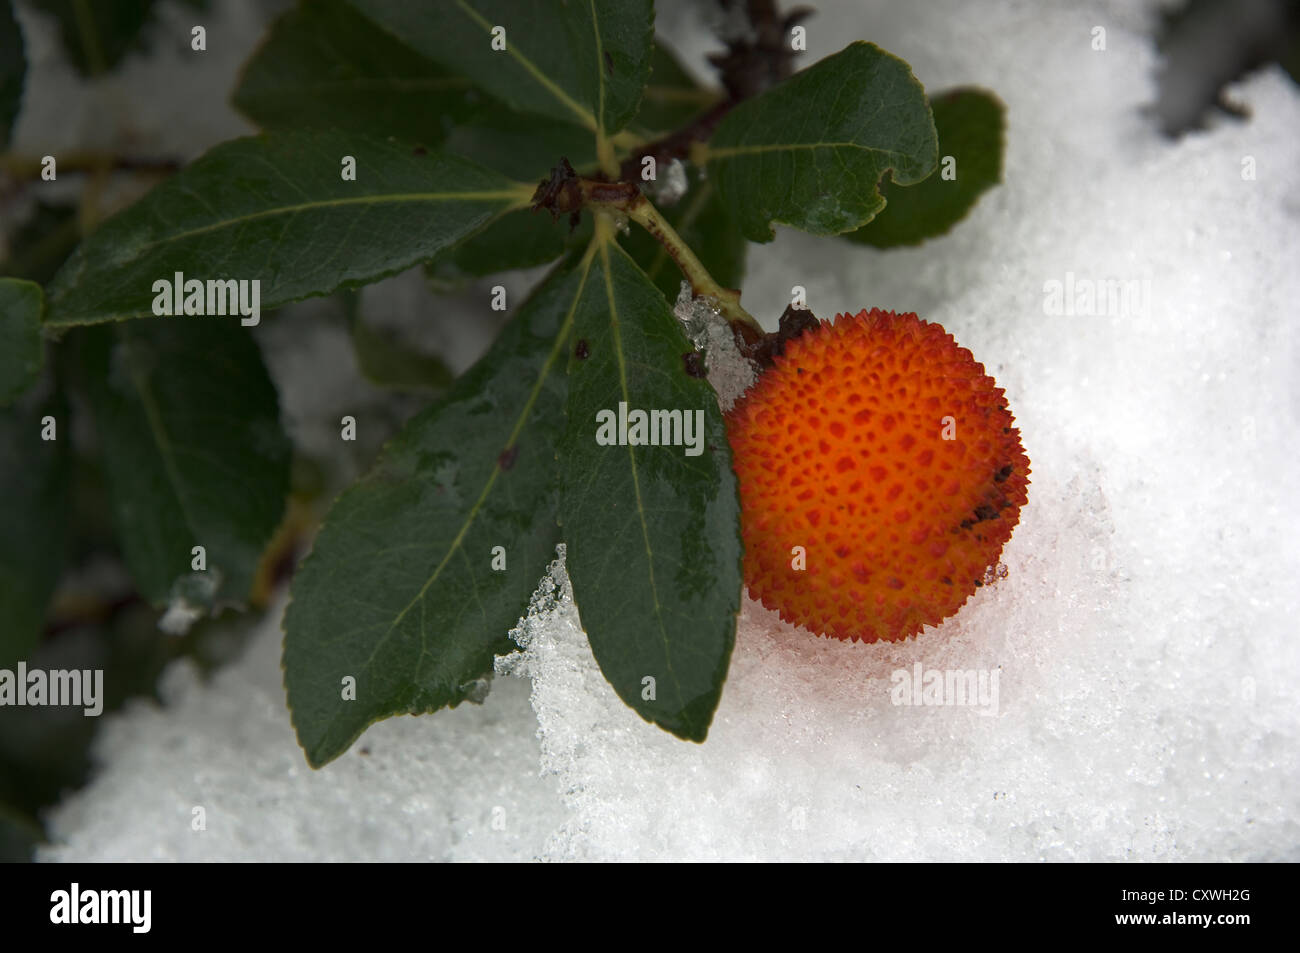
0, 201, 80, 286
77, 317, 290, 606
632, 39, 719, 135
0, 0, 24, 147
29, 0, 156, 77
620, 169, 746, 301
0, 388, 69, 667
283, 254, 583, 767
45, 132, 534, 328
425, 110, 598, 280
426, 208, 591, 284
233, 0, 478, 146
845, 88, 1005, 248
560, 231, 742, 741
345, 0, 653, 137
0, 812, 43, 861
0, 279, 44, 405
349, 312, 454, 393
705, 41, 937, 242
442, 109, 596, 182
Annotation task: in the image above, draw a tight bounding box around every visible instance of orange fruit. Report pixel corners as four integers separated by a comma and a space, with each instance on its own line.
725, 308, 1030, 642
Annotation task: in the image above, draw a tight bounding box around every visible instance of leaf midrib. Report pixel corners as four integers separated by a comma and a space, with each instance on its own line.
452, 0, 597, 132
120, 327, 205, 587
589, 0, 607, 143
597, 234, 686, 719
47, 189, 536, 325
110, 187, 534, 258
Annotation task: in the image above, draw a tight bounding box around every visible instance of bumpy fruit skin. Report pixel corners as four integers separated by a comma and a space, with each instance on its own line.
725, 309, 1030, 642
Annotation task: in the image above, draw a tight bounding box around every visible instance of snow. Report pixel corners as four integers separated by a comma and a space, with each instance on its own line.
672, 280, 756, 410
32, 0, 1300, 860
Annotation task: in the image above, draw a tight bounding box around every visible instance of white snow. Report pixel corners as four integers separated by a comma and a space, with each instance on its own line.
156, 594, 204, 636
33, 0, 1300, 860
649, 157, 689, 206
672, 280, 757, 410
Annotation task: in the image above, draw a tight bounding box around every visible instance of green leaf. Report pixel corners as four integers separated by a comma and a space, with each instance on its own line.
45, 132, 534, 328
560, 232, 742, 741
232, 0, 479, 146
77, 317, 290, 606
29, 0, 157, 77
0, 201, 81, 286
426, 209, 591, 283
0, 389, 69, 667
442, 109, 597, 182
429, 109, 597, 280
283, 254, 583, 768
0, 279, 44, 406
632, 39, 719, 135
348, 310, 454, 393
0, 812, 43, 862
620, 168, 746, 302
345, 0, 654, 136
0, 0, 24, 147
845, 88, 1005, 248
705, 41, 938, 242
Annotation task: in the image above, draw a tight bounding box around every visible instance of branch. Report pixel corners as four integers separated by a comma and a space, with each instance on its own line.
617, 0, 813, 182
709, 0, 814, 101
532, 159, 762, 336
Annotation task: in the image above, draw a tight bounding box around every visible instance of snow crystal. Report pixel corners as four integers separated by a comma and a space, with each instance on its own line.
36, 0, 1300, 861
155, 570, 222, 637
672, 280, 713, 349
673, 281, 758, 410
649, 158, 690, 206
156, 597, 204, 637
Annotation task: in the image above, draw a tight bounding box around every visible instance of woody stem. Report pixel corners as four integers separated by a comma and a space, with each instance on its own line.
571, 177, 762, 335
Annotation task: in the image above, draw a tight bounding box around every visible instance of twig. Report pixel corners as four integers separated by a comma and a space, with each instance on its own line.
617, 0, 813, 181
533, 159, 762, 335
